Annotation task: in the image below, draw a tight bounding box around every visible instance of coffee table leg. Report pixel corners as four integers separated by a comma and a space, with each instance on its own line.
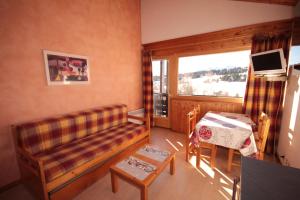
111, 171, 118, 193
170, 155, 175, 175
141, 186, 148, 200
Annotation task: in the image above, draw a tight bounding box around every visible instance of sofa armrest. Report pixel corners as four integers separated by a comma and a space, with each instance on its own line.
16, 147, 49, 200
16, 147, 43, 176
128, 114, 146, 122
128, 114, 150, 130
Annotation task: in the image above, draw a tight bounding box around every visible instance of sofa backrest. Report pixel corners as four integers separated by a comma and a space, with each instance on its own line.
16, 104, 128, 155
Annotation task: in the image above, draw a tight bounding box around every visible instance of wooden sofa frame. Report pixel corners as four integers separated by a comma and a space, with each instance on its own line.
12, 114, 150, 200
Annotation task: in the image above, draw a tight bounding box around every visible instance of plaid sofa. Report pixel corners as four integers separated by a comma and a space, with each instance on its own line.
15, 104, 149, 186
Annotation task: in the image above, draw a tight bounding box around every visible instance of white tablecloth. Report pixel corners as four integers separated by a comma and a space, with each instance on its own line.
192, 112, 257, 156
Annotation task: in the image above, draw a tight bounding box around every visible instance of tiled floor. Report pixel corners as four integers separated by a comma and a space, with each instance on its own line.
0, 127, 277, 200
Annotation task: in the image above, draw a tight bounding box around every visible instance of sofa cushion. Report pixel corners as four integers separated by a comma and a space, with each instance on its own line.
17, 104, 128, 155
35, 122, 146, 183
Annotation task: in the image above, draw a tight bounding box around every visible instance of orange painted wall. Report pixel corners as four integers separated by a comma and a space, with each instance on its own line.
0, 0, 142, 187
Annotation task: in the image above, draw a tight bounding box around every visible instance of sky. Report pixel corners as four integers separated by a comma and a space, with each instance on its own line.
178, 50, 251, 74
152, 47, 299, 76
289, 45, 300, 65
152, 60, 167, 76
152, 46, 300, 76
152, 50, 251, 76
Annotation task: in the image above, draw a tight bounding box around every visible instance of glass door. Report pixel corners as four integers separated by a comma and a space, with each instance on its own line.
152, 59, 168, 117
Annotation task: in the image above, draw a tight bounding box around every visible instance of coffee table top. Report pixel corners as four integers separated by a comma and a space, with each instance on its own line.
110, 145, 175, 186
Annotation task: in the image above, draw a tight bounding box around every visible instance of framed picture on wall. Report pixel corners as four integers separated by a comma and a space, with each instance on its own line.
43, 50, 90, 85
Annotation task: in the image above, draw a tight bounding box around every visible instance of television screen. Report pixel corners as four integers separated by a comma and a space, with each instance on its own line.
251, 49, 286, 75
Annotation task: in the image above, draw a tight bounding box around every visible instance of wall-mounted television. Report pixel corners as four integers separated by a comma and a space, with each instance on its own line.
250, 48, 287, 76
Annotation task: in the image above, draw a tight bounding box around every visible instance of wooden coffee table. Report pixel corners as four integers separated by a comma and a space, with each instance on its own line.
110, 145, 175, 200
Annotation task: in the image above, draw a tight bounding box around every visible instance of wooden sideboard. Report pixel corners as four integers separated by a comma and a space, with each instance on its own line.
170, 97, 243, 133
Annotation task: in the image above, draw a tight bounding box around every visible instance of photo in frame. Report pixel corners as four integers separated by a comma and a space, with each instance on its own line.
43, 50, 90, 85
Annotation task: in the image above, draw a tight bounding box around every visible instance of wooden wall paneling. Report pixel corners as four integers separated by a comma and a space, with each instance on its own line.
144, 19, 293, 57
233, 0, 299, 6
154, 117, 170, 128
292, 17, 300, 45
171, 98, 243, 133
144, 19, 292, 50
147, 18, 292, 133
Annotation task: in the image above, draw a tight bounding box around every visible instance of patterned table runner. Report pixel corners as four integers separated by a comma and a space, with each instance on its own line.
115, 156, 157, 181
136, 145, 170, 162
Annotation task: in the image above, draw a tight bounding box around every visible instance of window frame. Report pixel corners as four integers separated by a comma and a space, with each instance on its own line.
174, 49, 250, 102
152, 58, 169, 95
151, 57, 170, 119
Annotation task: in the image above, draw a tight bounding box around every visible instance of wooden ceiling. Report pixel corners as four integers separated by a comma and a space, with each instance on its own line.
234, 0, 300, 6
144, 19, 293, 56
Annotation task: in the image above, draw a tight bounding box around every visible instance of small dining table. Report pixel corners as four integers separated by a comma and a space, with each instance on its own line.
191, 111, 257, 157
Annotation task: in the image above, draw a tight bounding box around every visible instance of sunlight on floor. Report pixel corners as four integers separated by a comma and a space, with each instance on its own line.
288, 132, 293, 140
218, 189, 231, 200
222, 186, 233, 195
177, 141, 183, 147
165, 138, 179, 151
189, 156, 206, 177
199, 160, 215, 178
220, 178, 229, 185
187, 156, 235, 200
214, 167, 233, 184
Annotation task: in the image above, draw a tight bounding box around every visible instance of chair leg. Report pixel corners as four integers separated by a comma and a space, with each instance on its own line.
258, 152, 264, 160
196, 147, 201, 168
211, 145, 217, 169
186, 145, 189, 162
232, 177, 240, 200
227, 148, 234, 172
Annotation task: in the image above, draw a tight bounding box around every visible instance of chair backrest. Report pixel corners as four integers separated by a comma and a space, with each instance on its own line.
195, 105, 201, 122
257, 112, 271, 153
186, 109, 197, 135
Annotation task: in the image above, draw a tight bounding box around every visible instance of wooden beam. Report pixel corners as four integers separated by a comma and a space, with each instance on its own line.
143, 19, 293, 56
292, 17, 300, 45
233, 0, 299, 6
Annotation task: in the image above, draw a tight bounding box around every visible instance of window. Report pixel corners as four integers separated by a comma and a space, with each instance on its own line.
178, 50, 250, 98
289, 45, 300, 65
152, 59, 168, 117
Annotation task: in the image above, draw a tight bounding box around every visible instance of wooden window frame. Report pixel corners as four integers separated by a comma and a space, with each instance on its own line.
145, 18, 293, 104
175, 49, 251, 103
152, 56, 171, 128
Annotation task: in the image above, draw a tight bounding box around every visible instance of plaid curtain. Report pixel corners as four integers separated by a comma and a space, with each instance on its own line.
243, 34, 291, 154
142, 50, 154, 125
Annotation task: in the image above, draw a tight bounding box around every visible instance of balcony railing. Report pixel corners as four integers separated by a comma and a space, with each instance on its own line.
153, 93, 168, 117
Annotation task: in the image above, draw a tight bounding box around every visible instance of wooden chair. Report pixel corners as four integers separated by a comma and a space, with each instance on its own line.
232, 177, 240, 200
194, 106, 217, 169
227, 112, 271, 171
253, 112, 271, 160
186, 109, 197, 162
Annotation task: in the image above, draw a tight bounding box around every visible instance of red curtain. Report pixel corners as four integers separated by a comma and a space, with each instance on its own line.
142, 50, 154, 125
243, 34, 291, 154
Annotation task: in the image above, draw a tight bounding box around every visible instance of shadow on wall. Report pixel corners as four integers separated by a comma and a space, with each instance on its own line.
278, 74, 300, 168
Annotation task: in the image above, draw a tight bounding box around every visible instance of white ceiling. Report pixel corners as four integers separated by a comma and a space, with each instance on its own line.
141, 0, 294, 44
